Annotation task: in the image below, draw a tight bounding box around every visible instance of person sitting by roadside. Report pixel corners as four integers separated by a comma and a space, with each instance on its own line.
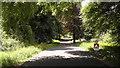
93, 40, 99, 51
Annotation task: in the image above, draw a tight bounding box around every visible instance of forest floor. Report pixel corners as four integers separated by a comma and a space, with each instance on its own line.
19, 38, 110, 67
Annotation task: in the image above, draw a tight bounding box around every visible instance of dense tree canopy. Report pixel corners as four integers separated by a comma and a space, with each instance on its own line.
2, 2, 38, 44
1, 2, 83, 45
29, 3, 63, 43
1, 1, 119, 46
81, 2, 120, 45
54, 3, 83, 43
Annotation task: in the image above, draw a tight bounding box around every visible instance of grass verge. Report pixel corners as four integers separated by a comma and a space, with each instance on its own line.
34, 42, 59, 50
0, 46, 41, 68
0, 42, 59, 68
75, 41, 120, 66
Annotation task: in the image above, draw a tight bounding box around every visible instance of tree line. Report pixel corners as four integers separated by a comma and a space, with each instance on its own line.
0, 2, 120, 46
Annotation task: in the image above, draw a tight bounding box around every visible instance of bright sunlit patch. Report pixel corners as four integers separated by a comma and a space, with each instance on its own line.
81, 0, 93, 7
60, 41, 73, 44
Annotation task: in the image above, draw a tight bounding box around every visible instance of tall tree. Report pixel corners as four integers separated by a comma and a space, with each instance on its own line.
29, 2, 63, 43
2, 2, 38, 44
59, 3, 82, 43
81, 2, 120, 45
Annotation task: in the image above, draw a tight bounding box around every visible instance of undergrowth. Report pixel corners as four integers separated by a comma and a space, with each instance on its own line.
0, 42, 59, 68
75, 41, 120, 66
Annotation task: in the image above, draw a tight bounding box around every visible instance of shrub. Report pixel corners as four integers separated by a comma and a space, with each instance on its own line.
0, 40, 58, 67
99, 33, 113, 43
0, 29, 27, 51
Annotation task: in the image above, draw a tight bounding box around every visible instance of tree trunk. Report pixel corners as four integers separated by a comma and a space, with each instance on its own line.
58, 34, 61, 40
73, 32, 76, 43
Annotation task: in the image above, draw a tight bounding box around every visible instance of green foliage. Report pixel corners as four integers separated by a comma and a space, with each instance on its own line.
52, 39, 60, 44
0, 46, 41, 67
88, 46, 120, 65
99, 33, 113, 43
2, 2, 38, 44
28, 2, 67, 43
0, 27, 32, 51
76, 41, 120, 65
1, 2, 82, 45
29, 2, 82, 43
75, 41, 112, 51
29, 10, 62, 43
35, 42, 58, 50
75, 39, 120, 66
0, 41, 58, 67
81, 2, 120, 45
56, 3, 83, 43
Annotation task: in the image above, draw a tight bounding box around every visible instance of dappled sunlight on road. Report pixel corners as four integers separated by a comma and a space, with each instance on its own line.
20, 45, 108, 66
20, 38, 109, 66
28, 45, 94, 61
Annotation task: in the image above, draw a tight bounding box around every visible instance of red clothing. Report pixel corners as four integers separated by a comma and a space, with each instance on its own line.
94, 43, 99, 48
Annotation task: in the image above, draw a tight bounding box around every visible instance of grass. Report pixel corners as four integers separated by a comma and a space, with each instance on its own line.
75, 41, 120, 66
0, 41, 59, 68
52, 39, 60, 44
61, 35, 73, 39
75, 41, 112, 51
34, 42, 59, 50
0, 46, 41, 67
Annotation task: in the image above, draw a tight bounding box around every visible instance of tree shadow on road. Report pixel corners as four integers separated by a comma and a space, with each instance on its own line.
20, 56, 108, 67
65, 50, 93, 57
20, 51, 109, 67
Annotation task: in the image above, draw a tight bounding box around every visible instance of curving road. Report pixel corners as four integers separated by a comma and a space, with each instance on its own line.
20, 38, 109, 67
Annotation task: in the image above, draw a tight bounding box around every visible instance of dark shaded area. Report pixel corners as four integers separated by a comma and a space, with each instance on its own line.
88, 46, 120, 66
75, 42, 84, 46
59, 39, 72, 41
19, 50, 110, 67
65, 50, 92, 56
20, 56, 108, 67
18, 42, 115, 67
29, 5, 63, 44
52, 42, 60, 44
